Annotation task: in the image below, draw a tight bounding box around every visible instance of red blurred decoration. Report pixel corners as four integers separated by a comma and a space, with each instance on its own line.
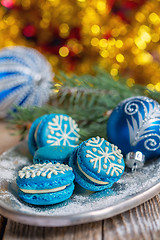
103, 32, 112, 40
112, 0, 147, 22
69, 27, 81, 41
1, 0, 14, 8
23, 25, 36, 38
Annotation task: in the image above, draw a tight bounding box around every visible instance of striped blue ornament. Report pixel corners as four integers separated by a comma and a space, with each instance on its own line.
0, 46, 53, 118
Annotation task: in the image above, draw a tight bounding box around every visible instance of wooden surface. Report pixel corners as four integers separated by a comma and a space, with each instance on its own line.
0, 122, 160, 240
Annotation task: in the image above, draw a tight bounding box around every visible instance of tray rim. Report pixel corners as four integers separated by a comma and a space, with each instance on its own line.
0, 144, 160, 227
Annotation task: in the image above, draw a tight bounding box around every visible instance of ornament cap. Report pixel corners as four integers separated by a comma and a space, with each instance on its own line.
125, 151, 145, 171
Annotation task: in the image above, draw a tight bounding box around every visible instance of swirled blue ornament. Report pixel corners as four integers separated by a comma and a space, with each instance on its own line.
107, 96, 160, 161
0, 46, 53, 118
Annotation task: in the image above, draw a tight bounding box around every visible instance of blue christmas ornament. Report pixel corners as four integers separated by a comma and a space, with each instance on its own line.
107, 96, 160, 161
0, 46, 53, 118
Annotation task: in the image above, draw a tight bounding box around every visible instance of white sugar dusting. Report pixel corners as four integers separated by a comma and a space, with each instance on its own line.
0, 143, 160, 217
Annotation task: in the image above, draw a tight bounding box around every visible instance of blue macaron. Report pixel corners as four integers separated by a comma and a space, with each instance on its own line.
33, 113, 80, 148
28, 115, 47, 156
17, 162, 75, 205
69, 136, 125, 191
33, 145, 75, 164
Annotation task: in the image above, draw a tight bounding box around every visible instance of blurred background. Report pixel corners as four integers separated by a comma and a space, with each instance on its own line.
0, 0, 160, 89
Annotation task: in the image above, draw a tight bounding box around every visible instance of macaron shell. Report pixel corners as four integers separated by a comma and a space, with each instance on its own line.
17, 171, 74, 190
17, 164, 74, 190
77, 146, 120, 184
28, 115, 47, 156
36, 114, 79, 148
69, 149, 112, 191
18, 182, 74, 205
79, 137, 125, 179
33, 145, 75, 165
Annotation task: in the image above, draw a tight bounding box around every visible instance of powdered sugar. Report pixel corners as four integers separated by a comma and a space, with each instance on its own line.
0, 142, 160, 221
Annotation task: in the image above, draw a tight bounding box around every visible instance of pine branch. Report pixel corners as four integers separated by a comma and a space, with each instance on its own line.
7, 69, 160, 141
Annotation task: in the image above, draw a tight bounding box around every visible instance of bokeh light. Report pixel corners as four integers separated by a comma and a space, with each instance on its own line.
0, 0, 160, 89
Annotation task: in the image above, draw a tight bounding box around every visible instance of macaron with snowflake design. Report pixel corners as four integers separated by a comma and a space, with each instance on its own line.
69, 136, 125, 191
35, 113, 80, 148
16, 162, 75, 205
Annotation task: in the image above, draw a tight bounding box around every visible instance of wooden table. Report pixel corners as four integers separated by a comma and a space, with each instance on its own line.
0, 122, 160, 240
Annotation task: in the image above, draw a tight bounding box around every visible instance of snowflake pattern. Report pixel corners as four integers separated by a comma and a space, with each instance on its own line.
18, 162, 72, 179
85, 136, 124, 177
46, 115, 80, 147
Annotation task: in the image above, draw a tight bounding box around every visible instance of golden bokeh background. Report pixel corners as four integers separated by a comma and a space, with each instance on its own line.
0, 0, 160, 89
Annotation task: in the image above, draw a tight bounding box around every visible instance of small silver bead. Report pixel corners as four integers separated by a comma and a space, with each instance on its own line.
126, 151, 145, 172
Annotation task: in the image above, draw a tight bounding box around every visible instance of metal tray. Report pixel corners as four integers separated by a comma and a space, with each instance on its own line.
0, 142, 160, 227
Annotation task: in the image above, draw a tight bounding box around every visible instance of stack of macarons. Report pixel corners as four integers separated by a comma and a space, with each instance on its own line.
17, 114, 125, 206
17, 163, 75, 205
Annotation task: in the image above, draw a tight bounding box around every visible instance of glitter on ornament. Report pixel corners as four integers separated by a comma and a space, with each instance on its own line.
107, 96, 160, 161
0, 46, 53, 118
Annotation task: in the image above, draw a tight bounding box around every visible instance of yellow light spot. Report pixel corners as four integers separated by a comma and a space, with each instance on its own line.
115, 40, 123, 48
59, 23, 69, 34
147, 84, 154, 91
110, 69, 118, 76
140, 31, 151, 43
139, 25, 150, 33
135, 52, 153, 65
116, 54, 124, 63
152, 33, 159, 42
97, 1, 106, 12
149, 13, 160, 25
111, 28, 120, 37
100, 50, 109, 58
135, 37, 146, 50
99, 39, 108, 48
135, 12, 145, 23
53, 89, 59, 93
59, 23, 69, 38
91, 25, 100, 35
77, 0, 85, 2
59, 47, 69, 57
91, 37, 99, 46
109, 38, 115, 46
112, 63, 119, 69
155, 83, 160, 92
126, 78, 135, 87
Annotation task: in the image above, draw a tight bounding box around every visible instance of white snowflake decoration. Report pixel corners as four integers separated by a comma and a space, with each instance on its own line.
85, 136, 124, 177
18, 162, 72, 179
46, 115, 80, 147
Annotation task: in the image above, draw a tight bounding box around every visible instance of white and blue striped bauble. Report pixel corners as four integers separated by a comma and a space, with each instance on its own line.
0, 46, 53, 118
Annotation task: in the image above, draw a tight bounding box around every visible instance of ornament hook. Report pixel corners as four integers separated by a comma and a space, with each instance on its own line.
125, 151, 145, 171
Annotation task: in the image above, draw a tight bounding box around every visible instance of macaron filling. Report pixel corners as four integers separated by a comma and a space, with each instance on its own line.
77, 159, 109, 185
20, 184, 70, 194
34, 120, 42, 143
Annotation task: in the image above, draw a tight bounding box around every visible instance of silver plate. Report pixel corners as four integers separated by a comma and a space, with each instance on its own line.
0, 142, 160, 227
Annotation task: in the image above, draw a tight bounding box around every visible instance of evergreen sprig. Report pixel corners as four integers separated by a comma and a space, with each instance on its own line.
8, 68, 160, 141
